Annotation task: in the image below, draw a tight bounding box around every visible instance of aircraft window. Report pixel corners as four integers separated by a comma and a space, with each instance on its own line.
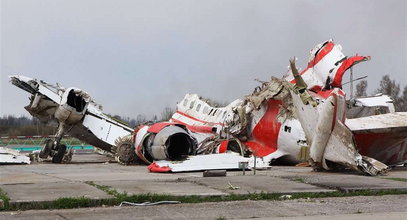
189, 101, 195, 109
212, 109, 217, 116
196, 104, 201, 112
223, 111, 227, 118
209, 109, 213, 115
203, 106, 209, 114
183, 99, 188, 107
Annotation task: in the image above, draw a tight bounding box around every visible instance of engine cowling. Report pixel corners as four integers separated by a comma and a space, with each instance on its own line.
135, 123, 197, 164
54, 87, 90, 124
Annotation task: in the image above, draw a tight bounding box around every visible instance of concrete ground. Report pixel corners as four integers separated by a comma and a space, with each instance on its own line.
0, 152, 406, 219
1, 195, 406, 219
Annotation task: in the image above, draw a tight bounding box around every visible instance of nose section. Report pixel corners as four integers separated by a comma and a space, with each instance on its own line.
147, 125, 196, 161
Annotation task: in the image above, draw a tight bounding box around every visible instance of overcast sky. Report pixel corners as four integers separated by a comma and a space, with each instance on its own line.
1, 0, 406, 118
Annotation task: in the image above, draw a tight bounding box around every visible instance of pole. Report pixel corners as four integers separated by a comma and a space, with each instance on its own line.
350, 66, 354, 99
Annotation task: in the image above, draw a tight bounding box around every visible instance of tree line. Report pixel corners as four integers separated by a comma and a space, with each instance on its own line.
356, 74, 407, 111
1, 74, 406, 136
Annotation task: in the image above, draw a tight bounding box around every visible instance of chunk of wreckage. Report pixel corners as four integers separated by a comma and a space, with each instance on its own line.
9, 39, 407, 175
0, 147, 31, 164
151, 39, 406, 175
9, 75, 133, 163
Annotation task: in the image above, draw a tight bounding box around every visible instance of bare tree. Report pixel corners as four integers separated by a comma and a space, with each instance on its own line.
160, 106, 175, 121
135, 114, 147, 125
375, 75, 402, 111
400, 86, 407, 112
355, 80, 368, 97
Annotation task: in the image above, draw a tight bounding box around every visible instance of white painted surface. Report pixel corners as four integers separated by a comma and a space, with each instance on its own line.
0, 147, 31, 164
154, 153, 270, 172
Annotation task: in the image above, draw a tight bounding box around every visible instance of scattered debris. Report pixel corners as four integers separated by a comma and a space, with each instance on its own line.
203, 170, 227, 177
279, 195, 292, 200
0, 147, 31, 164
227, 182, 240, 190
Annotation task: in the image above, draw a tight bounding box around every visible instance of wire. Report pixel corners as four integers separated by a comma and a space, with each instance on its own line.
119, 201, 181, 207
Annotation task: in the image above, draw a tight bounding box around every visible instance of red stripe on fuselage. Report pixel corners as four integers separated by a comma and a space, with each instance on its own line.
330, 56, 370, 88
307, 41, 335, 69
244, 99, 282, 157
170, 118, 215, 134
290, 41, 335, 84
173, 110, 224, 126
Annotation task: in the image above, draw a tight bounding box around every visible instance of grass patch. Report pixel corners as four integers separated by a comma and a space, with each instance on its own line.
291, 178, 305, 183
0, 188, 10, 210
382, 177, 407, 182
10, 197, 118, 211
85, 181, 128, 201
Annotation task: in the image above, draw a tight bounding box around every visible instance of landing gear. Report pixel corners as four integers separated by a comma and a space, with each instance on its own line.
39, 139, 69, 163
39, 139, 53, 159
52, 144, 67, 163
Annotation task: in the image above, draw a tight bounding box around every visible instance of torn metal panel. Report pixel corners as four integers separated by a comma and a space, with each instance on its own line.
0, 147, 31, 164
289, 60, 388, 175
171, 77, 308, 166
284, 40, 370, 92
148, 153, 270, 173
171, 93, 242, 128
353, 95, 394, 109
290, 88, 388, 175
347, 95, 395, 118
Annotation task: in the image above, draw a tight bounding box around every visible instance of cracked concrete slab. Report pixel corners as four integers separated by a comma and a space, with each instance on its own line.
1, 181, 114, 203
94, 180, 228, 196
182, 175, 335, 194
293, 174, 407, 191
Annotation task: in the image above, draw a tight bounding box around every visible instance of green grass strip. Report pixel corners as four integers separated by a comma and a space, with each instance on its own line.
382, 177, 407, 182
0, 188, 10, 211
3, 183, 407, 211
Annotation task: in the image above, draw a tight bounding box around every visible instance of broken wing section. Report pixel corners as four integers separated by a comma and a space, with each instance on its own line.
291, 89, 388, 175
347, 112, 407, 165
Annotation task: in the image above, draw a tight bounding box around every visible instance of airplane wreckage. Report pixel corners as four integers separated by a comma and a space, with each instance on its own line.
8, 40, 407, 175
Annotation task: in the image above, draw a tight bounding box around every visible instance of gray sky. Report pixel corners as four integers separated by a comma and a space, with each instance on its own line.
1, 0, 406, 118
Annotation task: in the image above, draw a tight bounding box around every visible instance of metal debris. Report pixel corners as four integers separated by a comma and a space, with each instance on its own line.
0, 147, 31, 164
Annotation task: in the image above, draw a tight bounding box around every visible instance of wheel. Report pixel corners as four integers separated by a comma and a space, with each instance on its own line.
39, 139, 53, 159
62, 148, 74, 163
52, 144, 67, 163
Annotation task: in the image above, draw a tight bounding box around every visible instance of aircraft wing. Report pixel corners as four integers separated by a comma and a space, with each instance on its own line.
346, 113, 407, 165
